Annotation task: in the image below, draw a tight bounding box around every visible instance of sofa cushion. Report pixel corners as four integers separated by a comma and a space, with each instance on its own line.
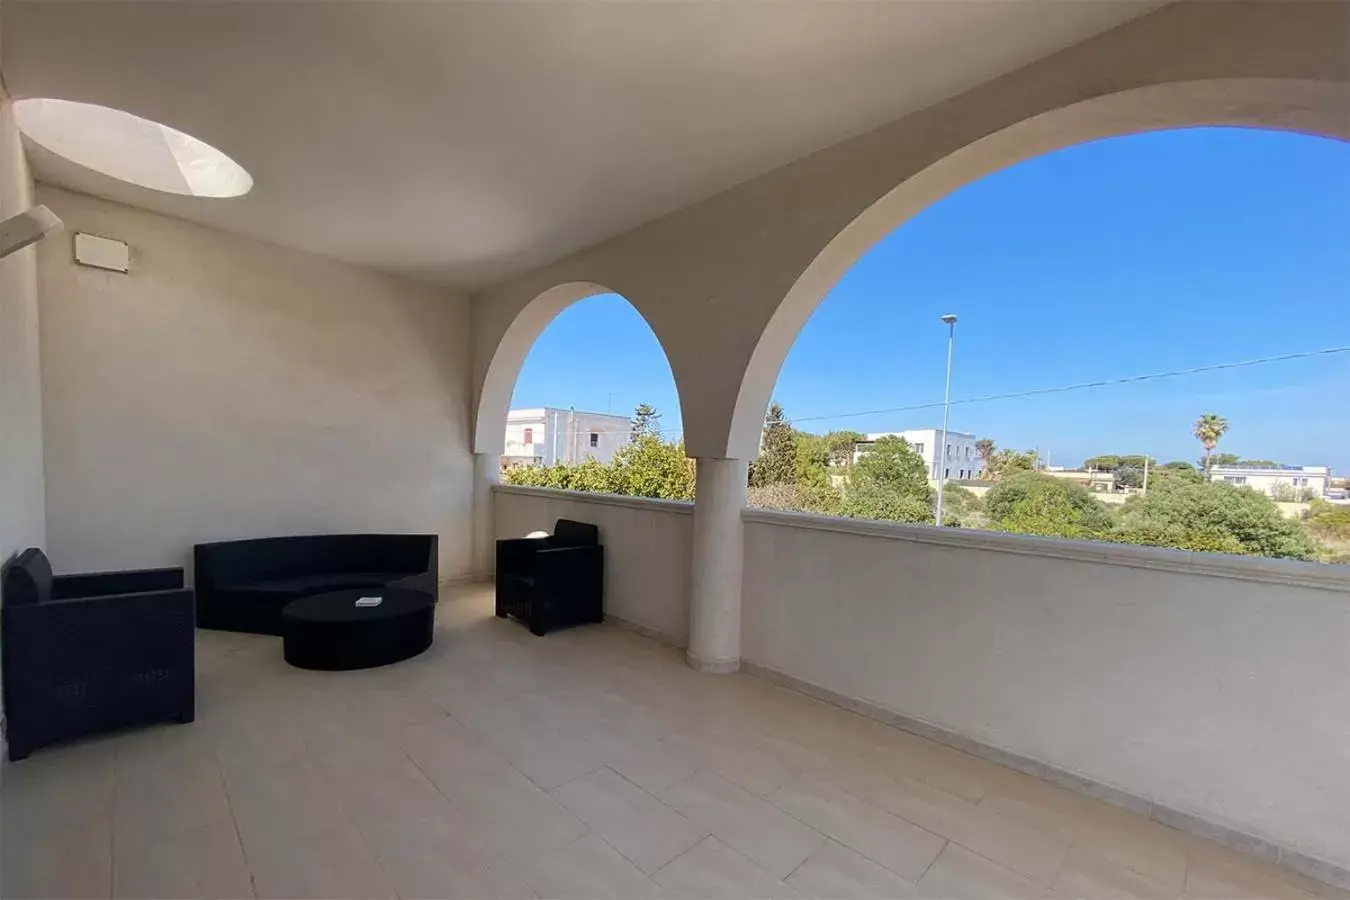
236, 572, 405, 595
3, 548, 54, 607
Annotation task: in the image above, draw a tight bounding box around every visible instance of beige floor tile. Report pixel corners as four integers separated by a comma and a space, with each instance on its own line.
1052, 846, 1178, 899
658, 771, 825, 879
785, 838, 922, 898
421, 748, 590, 865
2, 857, 112, 900
1184, 843, 1318, 900
114, 754, 233, 841
871, 774, 1069, 884
525, 834, 668, 899
376, 834, 537, 899
1, 812, 112, 900
605, 732, 701, 797
767, 776, 946, 883
222, 756, 350, 856
551, 766, 704, 874
984, 784, 1188, 891
918, 843, 1049, 900
113, 818, 253, 899
655, 836, 797, 899
664, 729, 797, 797
329, 757, 452, 822
247, 823, 395, 900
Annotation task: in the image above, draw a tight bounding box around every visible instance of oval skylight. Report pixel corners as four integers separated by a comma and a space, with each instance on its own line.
14, 98, 253, 198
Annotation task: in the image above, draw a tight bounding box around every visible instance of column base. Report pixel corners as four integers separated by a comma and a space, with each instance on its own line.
686, 650, 740, 674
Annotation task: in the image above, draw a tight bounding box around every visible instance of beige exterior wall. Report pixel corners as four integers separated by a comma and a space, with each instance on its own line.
470, 1, 1349, 461
739, 509, 1350, 874
493, 485, 692, 646
34, 186, 474, 578
0, 86, 47, 566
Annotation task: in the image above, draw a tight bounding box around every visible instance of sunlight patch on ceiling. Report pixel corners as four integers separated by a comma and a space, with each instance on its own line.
14, 98, 252, 198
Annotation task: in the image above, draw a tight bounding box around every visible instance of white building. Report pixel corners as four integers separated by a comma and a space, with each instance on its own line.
1211, 464, 1331, 498
855, 429, 980, 481
503, 407, 632, 468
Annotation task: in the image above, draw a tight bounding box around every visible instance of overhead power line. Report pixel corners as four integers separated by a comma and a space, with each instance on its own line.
511, 344, 1350, 439
790, 345, 1350, 426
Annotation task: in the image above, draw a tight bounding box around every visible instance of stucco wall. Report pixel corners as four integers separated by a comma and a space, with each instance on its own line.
35, 186, 473, 578
0, 89, 46, 567
493, 485, 692, 644
740, 509, 1350, 873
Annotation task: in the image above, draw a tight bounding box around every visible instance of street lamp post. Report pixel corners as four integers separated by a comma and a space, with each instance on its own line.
934, 314, 958, 527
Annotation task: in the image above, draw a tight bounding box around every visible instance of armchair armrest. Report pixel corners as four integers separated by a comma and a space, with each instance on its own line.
534, 544, 603, 578
52, 567, 185, 599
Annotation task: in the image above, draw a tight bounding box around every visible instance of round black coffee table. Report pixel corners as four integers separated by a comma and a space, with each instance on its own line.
281, 588, 434, 670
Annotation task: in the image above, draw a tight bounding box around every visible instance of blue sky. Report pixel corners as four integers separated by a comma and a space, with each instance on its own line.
511, 127, 1350, 470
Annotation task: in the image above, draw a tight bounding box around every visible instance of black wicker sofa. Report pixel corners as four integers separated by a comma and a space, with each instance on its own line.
194, 534, 437, 635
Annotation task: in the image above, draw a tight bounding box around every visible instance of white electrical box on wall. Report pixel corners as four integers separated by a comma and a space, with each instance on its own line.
74, 232, 130, 273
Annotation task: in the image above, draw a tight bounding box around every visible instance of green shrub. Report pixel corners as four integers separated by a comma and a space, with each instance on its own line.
1113, 479, 1317, 560
984, 473, 1112, 538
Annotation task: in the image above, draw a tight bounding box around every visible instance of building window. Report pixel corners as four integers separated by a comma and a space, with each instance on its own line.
966, 446, 972, 459
946, 445, 953, 459
914, 442, 924, 455
944, 468, 950, 479
589, 432, 599, 448
1223, 475, 1247, 485
523, 428, 533, 444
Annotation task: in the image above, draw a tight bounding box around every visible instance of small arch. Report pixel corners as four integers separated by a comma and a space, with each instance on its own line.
474, 281, 681, 454
726, 78, 1350, 459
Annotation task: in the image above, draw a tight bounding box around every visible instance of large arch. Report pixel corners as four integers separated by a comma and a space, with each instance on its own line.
727, 78, 1350, 459
472, 280, 683, 455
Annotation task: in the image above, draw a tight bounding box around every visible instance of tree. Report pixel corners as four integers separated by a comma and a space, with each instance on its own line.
852, 436, 931, 499
986, 448, 1038, 480
1114, 478, 1317, 560
824, 430, 866, 468
749, 403, 797, 487
611, 435, 696, 500
1084, 454, 1154, 472
1153, 462, 1203, 486
974, 438, 996, 476
630, 403, 661, 441
1193, 414, 1231, 480
1114, 465, 1144, 489
1205, 452, 1241, 468
1238, 459, 1280, 468
840, 480, 932, 524
842, 435, 935, 524
985, 472, 1112, 538
501, 431, 694, 501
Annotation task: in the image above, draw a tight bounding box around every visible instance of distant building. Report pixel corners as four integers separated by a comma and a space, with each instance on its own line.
504, 407, 632, 467
1210, 464, 1331, 498
854, 428, 980, 481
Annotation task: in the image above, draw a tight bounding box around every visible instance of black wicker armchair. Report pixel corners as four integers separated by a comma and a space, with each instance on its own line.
496, 519, 603, 636
1, 548, 195, 761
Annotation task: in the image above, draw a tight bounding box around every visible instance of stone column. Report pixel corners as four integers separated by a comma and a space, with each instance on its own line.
472, 452, 500, 581
687, 457, 748, 673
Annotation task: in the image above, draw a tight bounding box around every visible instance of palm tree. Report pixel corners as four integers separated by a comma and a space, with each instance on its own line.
1193, 413, 1230, 481
975, 438, 995, 478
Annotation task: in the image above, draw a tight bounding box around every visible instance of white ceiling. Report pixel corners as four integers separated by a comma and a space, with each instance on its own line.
3, 1, 1158, 290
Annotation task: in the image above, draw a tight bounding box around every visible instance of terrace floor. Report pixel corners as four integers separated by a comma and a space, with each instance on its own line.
2, 585, 1339, 900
